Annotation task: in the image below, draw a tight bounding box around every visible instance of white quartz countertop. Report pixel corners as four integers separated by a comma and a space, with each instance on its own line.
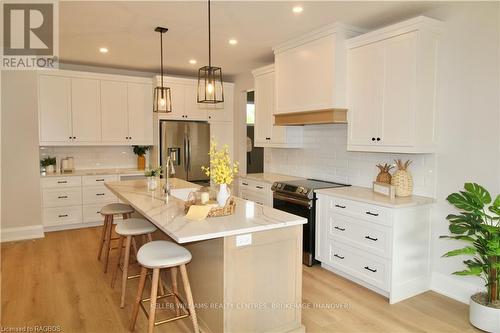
40, 168, 145, 177
238, 173, 303, 185
315, 186, 435, 208
105, 178, 307, 243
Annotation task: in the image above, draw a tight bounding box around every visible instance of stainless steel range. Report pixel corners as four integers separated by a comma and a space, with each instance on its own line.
271, 179, 350, 266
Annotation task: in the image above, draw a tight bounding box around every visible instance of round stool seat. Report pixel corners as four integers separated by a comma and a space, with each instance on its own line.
137, 240, 192, 269
115, 218, 157, 236
100, 203, 134, 216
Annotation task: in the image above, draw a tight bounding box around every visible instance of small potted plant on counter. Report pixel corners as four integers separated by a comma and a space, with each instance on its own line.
201, 140, 239, 207
132, 145, 151, 170
144, 166, 162, 191
40, 156, 56, 173
441, 183, 500, 332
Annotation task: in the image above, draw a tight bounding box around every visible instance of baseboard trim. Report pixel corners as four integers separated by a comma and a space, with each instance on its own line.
44, 220, 104, 232
1, 225, 45, 242
431, 272, 482, 304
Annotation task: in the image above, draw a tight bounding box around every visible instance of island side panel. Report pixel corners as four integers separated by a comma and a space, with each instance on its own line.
223, 225, 303, 333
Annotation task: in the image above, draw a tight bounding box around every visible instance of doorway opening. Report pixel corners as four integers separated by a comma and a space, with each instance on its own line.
246, 90, 263, 174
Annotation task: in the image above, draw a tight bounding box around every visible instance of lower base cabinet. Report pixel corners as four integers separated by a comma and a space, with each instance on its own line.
237, 178, 272, 207
315, 193, 432, 304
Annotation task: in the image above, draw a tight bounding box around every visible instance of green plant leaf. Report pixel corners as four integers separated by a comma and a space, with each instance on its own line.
465, 183, 492, 205
447, 192, 482, 212
453, 266, 482, 276
442, 247, 477, 257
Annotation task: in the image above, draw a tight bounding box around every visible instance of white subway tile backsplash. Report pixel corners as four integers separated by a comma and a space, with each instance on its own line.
264, 124, 436, 197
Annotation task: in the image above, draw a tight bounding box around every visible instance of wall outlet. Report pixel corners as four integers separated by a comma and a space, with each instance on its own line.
236, 234, 252, 247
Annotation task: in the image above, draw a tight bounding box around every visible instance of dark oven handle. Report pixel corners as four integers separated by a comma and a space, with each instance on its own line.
273, 193, 311, 208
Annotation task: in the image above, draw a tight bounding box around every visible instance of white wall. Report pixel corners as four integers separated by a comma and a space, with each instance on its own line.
1, 71, 43, 233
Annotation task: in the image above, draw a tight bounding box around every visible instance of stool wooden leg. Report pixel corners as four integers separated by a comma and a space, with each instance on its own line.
97, 216, 108, 261
180, 264, 199, 333
111, 235, 125, 288
147, 233, 153, 242
103, 215, 114, 273
130, 266, 147, 331
123, 213, 130, 220
131, 237, 139, 257
121, 235, 132, 308
148, 268, 160, 333
170, 267, 181, 316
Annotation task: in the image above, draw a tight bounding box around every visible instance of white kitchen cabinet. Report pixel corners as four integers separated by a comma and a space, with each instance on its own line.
237, 178, 272, 207
127, 82, 153, 144
346, 16, 442, 153
273, 23, 364, 115
252, 65, 303, 148
38, 75, 72, 143
315, 190, 432, 304
101, 80, 129, 143
185, 82, 208, 121
71, 78, 101, 143
206, 84, 234, 123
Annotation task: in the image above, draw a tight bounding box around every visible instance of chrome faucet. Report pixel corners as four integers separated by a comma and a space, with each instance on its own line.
163, 156, 176, 197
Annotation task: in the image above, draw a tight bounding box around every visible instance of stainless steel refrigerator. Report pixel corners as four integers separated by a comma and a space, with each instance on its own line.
159, 120, 210, 185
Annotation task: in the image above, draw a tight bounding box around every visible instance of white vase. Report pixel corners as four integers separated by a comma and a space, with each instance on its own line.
470, 295, 500, 332
217, 184, 230, 207
46, 165, 55, 173
147, 176, 159, 191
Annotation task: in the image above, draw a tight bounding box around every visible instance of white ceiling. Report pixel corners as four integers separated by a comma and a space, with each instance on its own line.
59, 1, 444, 80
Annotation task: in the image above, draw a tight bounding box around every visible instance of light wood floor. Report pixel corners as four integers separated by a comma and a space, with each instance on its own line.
1, 227, 478, 333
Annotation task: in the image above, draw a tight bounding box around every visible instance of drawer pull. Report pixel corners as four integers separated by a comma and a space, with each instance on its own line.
96, 193, 106, 196
96, 211, 101, 214
256, 186, 264, 189
365, 235, 378, 241
57, 181, 68, 184
334, 254, 345, 260
335, 204, 346, 209
256, 202, 263, 205
334, 226, 346, 231
58, 214, 68, 218
58, 195, 68, 199
364, 266, 377, 273
365, 211, 379, 217
96, 179, 105, 182
242, 182, 248, 186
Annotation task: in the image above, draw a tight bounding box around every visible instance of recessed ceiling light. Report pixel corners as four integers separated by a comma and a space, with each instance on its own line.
228, 39, 238, 45
189, 59, 197, 64
292, 6, 303, 14
99, 47, 108, 53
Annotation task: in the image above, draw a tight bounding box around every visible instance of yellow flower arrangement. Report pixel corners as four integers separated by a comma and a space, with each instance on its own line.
201, 140, 239, 185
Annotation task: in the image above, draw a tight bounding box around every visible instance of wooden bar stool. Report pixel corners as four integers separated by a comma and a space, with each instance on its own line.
97, 203, 134, 273
130, 241, 199, 333
111, 218, 159, 308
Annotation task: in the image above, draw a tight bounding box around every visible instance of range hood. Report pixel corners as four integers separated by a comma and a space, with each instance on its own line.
274, 109, 347, 126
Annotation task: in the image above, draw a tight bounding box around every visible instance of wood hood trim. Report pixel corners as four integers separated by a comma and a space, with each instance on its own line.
274, 109, 347, 126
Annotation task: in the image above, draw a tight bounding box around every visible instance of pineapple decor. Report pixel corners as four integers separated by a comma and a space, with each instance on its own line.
375, 163, 394, 184
391, 159, 413, 197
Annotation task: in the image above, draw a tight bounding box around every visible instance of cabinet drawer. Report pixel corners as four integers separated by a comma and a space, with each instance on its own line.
43, 206, 82, 226
239, 179, 269, 193
327, 212, 391, 258
82, 186, 117, 205
328, 240, 390, 291
83, 204, 106, 223
42, 188, 82, 207
41, 176, 82, 189
82, 174, 118, 186
326, 196, 390, 225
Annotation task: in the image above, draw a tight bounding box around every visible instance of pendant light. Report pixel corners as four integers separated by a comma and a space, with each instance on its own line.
153, 27, 172, 113
197, 0, 224, 104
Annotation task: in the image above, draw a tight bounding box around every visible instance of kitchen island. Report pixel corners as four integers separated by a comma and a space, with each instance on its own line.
105, 178, 306, 333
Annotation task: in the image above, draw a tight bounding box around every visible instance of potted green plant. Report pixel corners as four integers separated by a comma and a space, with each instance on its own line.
441, 183, 500, 331
40, 156, 56, 173
132, 146, 151, 170
144, 166, 162, 191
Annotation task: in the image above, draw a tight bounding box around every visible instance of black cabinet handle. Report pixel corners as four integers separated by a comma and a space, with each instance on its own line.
96, 211, 101, 214
334, 226, 346, 231
58, 214, 68, 218
58, 195, 68, 199
73, 136, 76, 139
96, 179, 105, 182
372, 137, 376, 141
266, 137, 271, 140
256, 186, 264, 189
364, 266, 377, 273
335, 204, 346, 209
208, 116, 211, 119
242, 182, 248, 186
366, 211, 379, 217
57, 181, 67, 184
365, 235, 378, 241
376, 137, 381, 141
96, 193, 105, 196
334, 254, 345, 260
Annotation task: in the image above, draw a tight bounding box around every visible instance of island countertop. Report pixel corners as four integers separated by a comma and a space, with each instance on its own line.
105, 178, 307, 244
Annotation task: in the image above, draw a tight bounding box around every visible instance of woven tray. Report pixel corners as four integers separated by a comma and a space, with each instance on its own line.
184, 192, 236, 217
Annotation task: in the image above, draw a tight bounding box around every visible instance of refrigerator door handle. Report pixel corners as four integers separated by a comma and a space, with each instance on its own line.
187, 135, 191, 171
183, 135, 189, 173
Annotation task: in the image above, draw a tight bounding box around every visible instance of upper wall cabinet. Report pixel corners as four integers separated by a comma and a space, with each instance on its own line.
273, 23, 365, 115
38, 70, 153, 146
252, 65, 302, 148
346, 16, 443, 153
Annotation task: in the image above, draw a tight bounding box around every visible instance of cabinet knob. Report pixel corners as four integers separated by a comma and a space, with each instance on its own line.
376, 137, 381, 141
372, 138, 376, 141
266, 137, 271, 140
208, 116, 211, 119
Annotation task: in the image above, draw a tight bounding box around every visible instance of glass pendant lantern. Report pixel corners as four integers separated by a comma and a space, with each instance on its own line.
197, 0, 224, 104
153, 27, 172, 113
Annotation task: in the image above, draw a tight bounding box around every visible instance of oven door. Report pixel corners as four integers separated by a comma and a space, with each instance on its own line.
273, 192, 316, 267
